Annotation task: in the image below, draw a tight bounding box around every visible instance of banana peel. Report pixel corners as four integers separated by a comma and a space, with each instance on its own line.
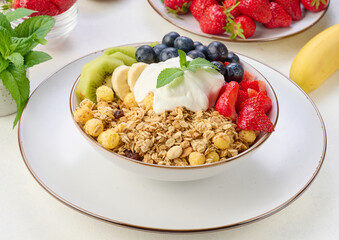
290, 23, 339, 93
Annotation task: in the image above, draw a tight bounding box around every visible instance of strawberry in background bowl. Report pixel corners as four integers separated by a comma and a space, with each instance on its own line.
7, 0, 77, 16
2, 0, 78, 43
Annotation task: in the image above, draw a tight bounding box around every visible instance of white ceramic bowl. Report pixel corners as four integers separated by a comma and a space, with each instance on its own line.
70, 49, 279, 182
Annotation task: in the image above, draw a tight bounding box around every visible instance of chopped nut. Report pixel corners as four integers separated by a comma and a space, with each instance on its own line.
167, 146, 183, 160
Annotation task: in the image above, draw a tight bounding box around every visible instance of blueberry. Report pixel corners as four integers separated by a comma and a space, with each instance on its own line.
187, 50, 206, 59
193, 41, 203, 48
135, 45, 156, 64
174, 36, 194, 53
207, 41, 228, 62
195, 45, 210, 59
226, 52, 240, 63
225, 63, 244, 82
159, 47, 179, 62
153, 43, 167, 62
211, 61, 226, 76
162, 32, 180, 47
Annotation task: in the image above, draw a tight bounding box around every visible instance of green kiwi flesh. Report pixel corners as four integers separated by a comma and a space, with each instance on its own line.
104, 46, 136, 59
109, 52, 137, 66
75, 54, 124, 102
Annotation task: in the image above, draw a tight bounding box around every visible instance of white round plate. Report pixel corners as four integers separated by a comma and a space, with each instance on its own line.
147, 0, 329, 42
19, 49, 326, 232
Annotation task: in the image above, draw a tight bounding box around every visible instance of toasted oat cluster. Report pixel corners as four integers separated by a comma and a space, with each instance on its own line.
74, 89, 258, 166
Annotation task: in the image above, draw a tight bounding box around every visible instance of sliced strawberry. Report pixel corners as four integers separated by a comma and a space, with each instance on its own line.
243, 70, 256, 81
240, 91, 272, 113
240, 80, 266, 93
215, 81, 239, 121
237, 105, 274, 132
247, 88, 258, 98
235, 89, 248, 112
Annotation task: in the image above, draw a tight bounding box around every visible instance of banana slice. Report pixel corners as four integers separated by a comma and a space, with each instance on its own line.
112, 65, 131, 100
127, 62, 148, 91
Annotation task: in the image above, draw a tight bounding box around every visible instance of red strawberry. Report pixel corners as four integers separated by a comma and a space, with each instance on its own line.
190, 0, 218, 21
240, 80, 266, 93
164, 0, 192, 14
223, 0, 241, 18
13, 0, 59, 16
238, 0, 272, 24
224, 61, 230, 66
237, 105, 274, 132
301, 0, 328, 12
264, 2, 292, 29
235, 89, 248, 112
273, 0, 302, 21
51, 0, 77, 13
199, 4, 227, 35
11, 0, 76, 16
226, 15, 256, 39
240, 91, 272, 113
215, 81, 239, 121
243, 70, 256, 81
247, 88, 258, 98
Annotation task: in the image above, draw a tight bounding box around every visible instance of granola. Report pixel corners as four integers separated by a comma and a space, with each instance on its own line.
74, 97, 257, 166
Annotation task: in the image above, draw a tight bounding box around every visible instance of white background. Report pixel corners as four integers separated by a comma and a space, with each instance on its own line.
1, 0, 339, 239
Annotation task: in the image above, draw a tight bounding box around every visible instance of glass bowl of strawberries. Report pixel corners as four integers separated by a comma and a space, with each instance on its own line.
2, 0, 78, 44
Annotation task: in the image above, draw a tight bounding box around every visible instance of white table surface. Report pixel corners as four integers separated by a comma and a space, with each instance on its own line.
1, 0, 338, 239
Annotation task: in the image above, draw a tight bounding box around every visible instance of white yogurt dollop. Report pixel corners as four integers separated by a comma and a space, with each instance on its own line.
133, 57, 224, 114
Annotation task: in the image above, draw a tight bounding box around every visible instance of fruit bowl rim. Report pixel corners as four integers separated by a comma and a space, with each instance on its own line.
69, 43, 279, 170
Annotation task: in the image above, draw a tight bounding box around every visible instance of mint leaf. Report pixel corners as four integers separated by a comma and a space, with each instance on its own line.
14, 15, 55, 39
11, 35, 39, 56
0, 26, 13, 57
0, 55, 9, 73
0, 65, 29, 127
157, 68, 184, 88
5, 8, 36, 22
178, 50, 187, 69
24, 51, 52, 68
7, 52, 24, 69
0, 12, 13, 33
187, 58, 218, 72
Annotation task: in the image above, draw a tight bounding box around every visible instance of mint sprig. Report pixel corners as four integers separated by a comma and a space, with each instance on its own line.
156, 50, 217, 88
0, 8, 55, 127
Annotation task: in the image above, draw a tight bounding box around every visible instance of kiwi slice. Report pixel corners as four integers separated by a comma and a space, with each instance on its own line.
104, 46, 137, 59
75, 54, 124, 102
109, 52, 137, 66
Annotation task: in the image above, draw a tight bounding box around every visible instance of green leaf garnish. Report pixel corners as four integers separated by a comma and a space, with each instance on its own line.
6, 52, 24, 69
156, 50, 218, 88
0, 10, 55, 127
178, 50, 188, 68
5, 8, 36, 22
14, 15, 55, 39
156, 68, 184, 88
0, 65, 30, 127
188, 58, 218, 72
24, 51, 52, 68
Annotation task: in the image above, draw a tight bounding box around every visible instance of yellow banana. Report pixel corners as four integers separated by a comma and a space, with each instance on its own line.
290, 23, 339, 93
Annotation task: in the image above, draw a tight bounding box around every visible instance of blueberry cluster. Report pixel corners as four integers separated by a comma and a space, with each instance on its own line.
135, 32, 244, 83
